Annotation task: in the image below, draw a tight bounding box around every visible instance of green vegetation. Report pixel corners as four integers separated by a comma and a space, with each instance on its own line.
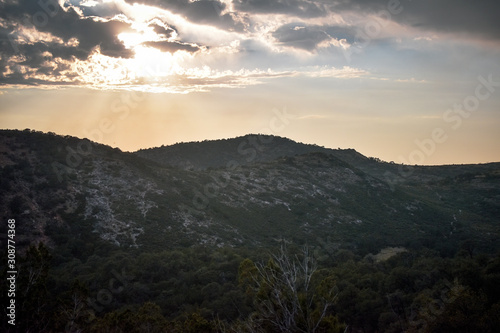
1, 243, 500, 332
1, 129, 499, 332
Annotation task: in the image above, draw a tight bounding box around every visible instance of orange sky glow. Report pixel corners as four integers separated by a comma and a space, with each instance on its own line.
1, 0, 499, 165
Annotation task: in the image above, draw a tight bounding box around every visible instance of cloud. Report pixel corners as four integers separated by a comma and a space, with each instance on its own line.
330, 0, 500, 41
1, 0, 495, 92
305, 66, 368, 78
149, 23, 175, 38
124, 0, 500, 42
74, 0, 124, 18
124, 0, 247, 31
233, 0, 327, 18
272, 23, 330, 50
0, 0, 135, 85
142, 40, 200, 53
272, 23, 355, 51
116, 65, 366, 93
0, 1, 134, 59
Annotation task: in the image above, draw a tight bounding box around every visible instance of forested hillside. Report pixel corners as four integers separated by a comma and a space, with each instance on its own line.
1, 129, 499, 332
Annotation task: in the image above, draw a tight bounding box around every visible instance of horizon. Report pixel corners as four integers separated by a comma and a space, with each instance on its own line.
3, 127, 500, 167
1, 1, 499, 165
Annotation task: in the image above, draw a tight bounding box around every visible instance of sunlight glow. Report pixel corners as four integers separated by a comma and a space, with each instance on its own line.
128, 46, 178, 78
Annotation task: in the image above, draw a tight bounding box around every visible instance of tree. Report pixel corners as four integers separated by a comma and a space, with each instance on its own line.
239, 245, 345, 333
56, 280, 89, 333
91, 302, 168, 333
425, 284, 487, 333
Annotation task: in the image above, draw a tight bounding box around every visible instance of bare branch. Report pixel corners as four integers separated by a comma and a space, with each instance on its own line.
247, 244, 338, 333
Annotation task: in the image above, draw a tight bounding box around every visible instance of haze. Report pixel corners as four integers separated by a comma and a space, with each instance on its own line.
1, 0, 499, 165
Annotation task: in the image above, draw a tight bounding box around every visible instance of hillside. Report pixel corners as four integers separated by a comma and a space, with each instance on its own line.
135, 133, 500, 190
1, 129, 500, 332
134, 134, 367, 170
1, 129, 499, 254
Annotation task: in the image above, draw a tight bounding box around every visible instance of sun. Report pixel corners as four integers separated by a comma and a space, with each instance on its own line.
131, 45, 177, 78
71, 26, 197, 91
71, 5, 206, 92
117, 29, 188, 81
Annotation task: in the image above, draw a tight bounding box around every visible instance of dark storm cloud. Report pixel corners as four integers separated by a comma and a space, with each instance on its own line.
142, 40, 200, 54
144, 20, 200, 54
233, 0, 327, 18
230, 0, 500, 40
150, 23, 175, 39
329, 0, 500, 40
0, 37, 79, 86
0, 0, 134, 59
124, 0, 246, 31
272, 24, 329, 50
272, 23, 355, 51
0, 39, 85, 85
0, 0, 134, 85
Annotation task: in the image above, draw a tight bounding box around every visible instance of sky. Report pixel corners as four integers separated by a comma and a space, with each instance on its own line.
1, 0, 499, 165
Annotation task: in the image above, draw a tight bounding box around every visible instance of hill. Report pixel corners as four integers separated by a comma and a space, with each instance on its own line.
1, 129, 500, 332
1, 129, 499, 254
135, 134, 368, 170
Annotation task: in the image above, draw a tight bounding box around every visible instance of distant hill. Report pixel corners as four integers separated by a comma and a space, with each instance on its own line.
1, 129, 499, 255
135, 134, 369, 171
135, 133, 500, 189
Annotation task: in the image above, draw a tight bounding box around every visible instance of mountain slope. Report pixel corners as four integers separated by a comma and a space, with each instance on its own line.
135, 133, 500, 189
1, 129, 499, 256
